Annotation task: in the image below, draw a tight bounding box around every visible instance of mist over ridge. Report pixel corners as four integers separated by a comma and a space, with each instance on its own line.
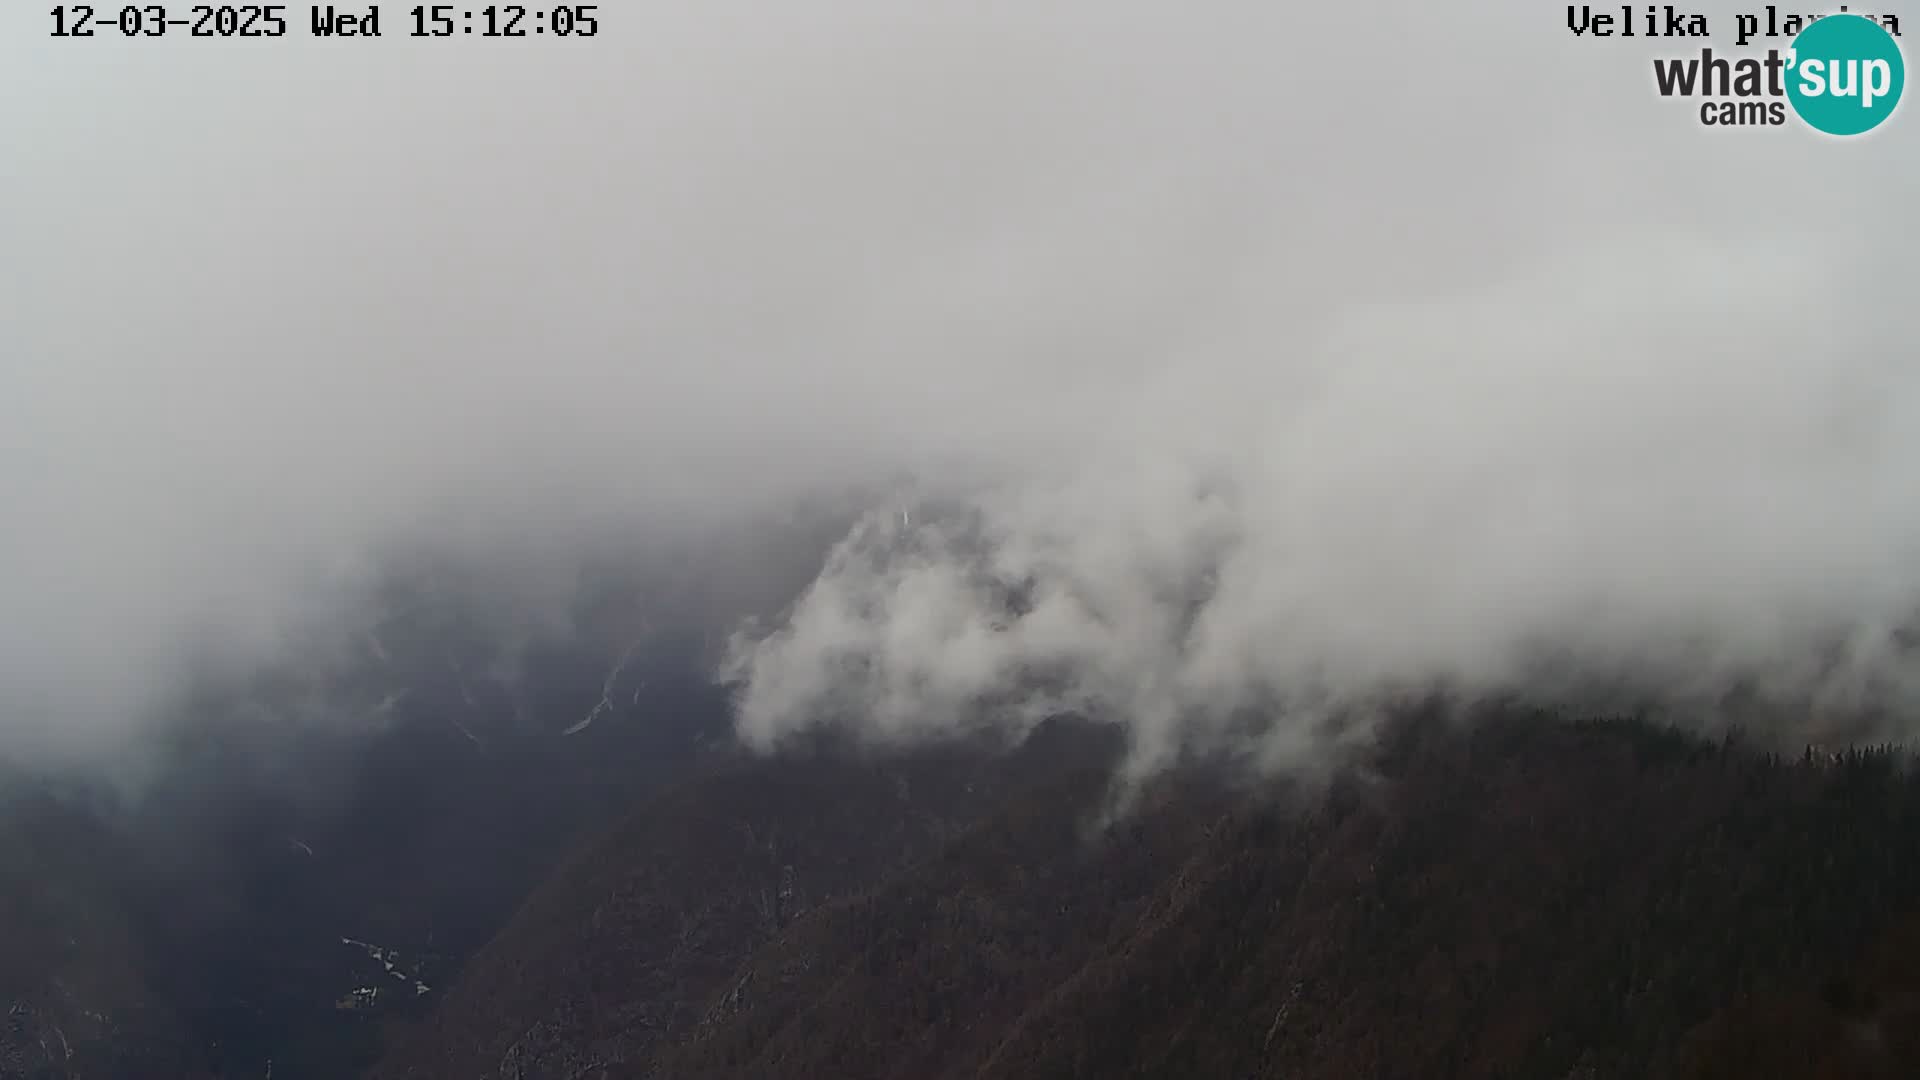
2, 2, 1915, 772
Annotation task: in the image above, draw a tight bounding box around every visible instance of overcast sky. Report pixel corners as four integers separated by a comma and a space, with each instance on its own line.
3, 4, 1915, 772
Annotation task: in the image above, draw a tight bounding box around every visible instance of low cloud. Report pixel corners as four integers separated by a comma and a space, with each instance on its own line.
2, 3, 1914, 771
725, 229, 1920, 774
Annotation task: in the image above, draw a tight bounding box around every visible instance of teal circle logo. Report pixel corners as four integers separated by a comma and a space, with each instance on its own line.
1786, 14, 1905, 136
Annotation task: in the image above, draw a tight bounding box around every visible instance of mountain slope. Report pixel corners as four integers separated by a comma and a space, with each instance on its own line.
0, 579, 738, 1079
371, 722, 1128, 1080
384, 712, 1920, 1080
0, 776, 206, 1079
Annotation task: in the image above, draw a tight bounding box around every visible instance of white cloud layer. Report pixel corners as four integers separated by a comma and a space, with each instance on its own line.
3, 3, 1916, 770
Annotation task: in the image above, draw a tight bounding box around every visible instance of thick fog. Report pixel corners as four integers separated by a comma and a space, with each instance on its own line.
3, 4, 1915, 773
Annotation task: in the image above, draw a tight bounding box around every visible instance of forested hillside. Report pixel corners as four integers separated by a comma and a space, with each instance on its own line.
381, 712, 1920, 1079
